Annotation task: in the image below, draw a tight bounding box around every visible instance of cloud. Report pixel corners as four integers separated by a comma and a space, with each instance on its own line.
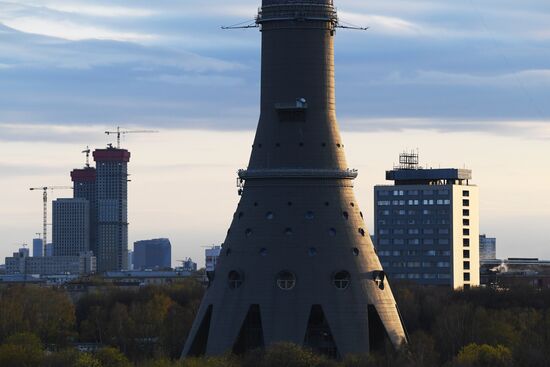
341, 118, 550, 139
383, 69, 550, 87
2, 17, 156, 42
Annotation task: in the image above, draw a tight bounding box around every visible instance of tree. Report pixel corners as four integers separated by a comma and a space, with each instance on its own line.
0, 332, 44, 367
95, 346, 132, 367
452, 344, 513, 367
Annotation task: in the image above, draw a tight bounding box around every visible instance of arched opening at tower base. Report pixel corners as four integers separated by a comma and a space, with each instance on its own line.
232, 304, 265, 355
303, 305, 339, 359
187, 305, 213, 357
368, 304, 391, 352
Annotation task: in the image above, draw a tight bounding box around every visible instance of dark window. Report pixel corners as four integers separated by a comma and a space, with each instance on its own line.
245, 228, 253, 237
463, 190, 470, 197
464, 261, 470, 270
350, 202, 355, 207
333, 271, 351, 289
463, 209, 470, 216
463, 238, 470, 246
464, 272, 470, 281
277, 109, 306, 123
305, 211, 314, 219
285, 228, 293, 236
463, 228, 470, 235
260, 248, 268, 256
463, 250, 470, 258
328, 228, 336, 236
308, 248, 317, 257
266, 212, 274, 220
238, 212, 244, 219
342, 211, 349, 220
228, 271, 243, 289
277, 271, 296, 290
463, 199, 470, 207
463, 219, 470, 226
352, 248, 360, 256
358, 228, 366, 237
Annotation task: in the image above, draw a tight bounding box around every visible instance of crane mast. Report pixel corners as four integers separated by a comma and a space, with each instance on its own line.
29, 186, 72, 255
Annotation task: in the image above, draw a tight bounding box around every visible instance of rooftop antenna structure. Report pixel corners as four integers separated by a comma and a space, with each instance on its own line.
397, 149, 421, 170
82, 146, 91, 167
104, 126, 159, 149
29, 186, 72, 255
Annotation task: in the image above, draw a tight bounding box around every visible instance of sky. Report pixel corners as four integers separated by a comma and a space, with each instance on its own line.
0, 0, 549, 266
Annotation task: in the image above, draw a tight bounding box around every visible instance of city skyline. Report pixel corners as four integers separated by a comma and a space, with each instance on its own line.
1, 0, 550, 266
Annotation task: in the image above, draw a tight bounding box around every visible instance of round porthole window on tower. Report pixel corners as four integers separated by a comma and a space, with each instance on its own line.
228, 270, 243, 289
333, 271, 351, 290
276, 271, 296, 290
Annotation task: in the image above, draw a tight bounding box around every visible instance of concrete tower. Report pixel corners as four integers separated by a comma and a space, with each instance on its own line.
71, 166, 97, 256
94, 147, 130, 272
182, 0, 407, 358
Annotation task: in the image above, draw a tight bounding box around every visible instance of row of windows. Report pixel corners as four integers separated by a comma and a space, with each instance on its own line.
377, 199, 451, 206
379, 189, 450, 196
379, 228, 449, 235
379, 209, 449, 216
383, 261, 450, 268
226, 246, 362, 258
238, 209, 364, 221
378, 218, 449, 225
379, 238, 450, 245
392, 273, 451, 280
379, 250, 451, 256
243, 227, 366, 237
227, 270, 360, 291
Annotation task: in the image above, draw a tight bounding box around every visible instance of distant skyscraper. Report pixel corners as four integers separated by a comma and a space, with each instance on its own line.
375, 152, 480, 289
53, 198, 90, 256
33, 238, 43, 257
479, 234, 496, 260
71, 165, 97, 256
128, 250, 134, 270
94, 147, 130, 272
133, 238, 171, 270
45, 243, 54, 257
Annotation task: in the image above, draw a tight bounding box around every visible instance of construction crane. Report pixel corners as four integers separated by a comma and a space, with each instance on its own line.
105, 126, 158, 149
29, 186, 72, 255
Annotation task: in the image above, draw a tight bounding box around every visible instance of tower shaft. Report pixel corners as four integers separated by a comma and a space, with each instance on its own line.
183, 0, 407, 358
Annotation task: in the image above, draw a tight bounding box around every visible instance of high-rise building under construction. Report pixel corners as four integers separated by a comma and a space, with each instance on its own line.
94, 147, 130, 272
182, 0, 407, 358
71, 164, 97, 256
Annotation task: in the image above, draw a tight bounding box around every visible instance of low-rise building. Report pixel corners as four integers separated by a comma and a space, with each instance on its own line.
5, 250, 96, 276
102, 270, 192, 285
481, 258, 550, 289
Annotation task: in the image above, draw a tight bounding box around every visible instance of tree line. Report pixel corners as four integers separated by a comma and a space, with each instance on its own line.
0, 280, 549, 366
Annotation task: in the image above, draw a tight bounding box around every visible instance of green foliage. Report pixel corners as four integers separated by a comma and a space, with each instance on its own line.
243, 342, 336, 367
0, 332, 44, 367
0, 285, 76, 346
2, 282, 550, 366
95, 347, 132, 367
452, 344, 513, 367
